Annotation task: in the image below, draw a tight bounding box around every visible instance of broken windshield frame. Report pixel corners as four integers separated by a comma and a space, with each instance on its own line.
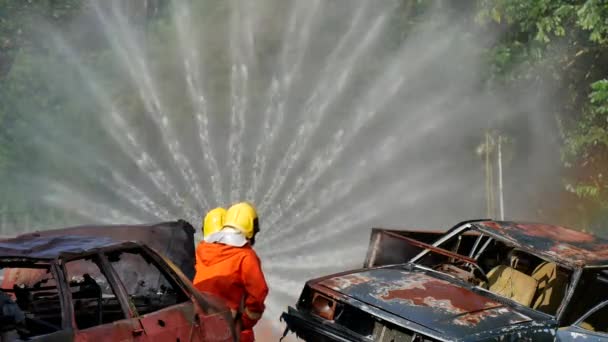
409, 223, 472, 264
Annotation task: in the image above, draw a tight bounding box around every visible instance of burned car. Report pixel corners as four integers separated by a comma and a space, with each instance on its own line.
282, 220, 608, 341
0, 221, 235, 341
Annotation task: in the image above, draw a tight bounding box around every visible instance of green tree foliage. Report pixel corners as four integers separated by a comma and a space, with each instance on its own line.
563, 80, 608, 216
478, 0, 608, 44
477, 0, 608, 228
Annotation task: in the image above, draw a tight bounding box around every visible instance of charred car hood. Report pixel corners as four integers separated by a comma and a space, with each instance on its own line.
317, 267, 551, 339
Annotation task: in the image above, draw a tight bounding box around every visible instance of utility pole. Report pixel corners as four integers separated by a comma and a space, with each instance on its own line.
498, 135, 505, 220
483, 132, 495, 218
478, 131, 506, 220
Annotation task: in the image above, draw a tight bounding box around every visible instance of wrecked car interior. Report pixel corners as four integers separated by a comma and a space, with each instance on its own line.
365, 222, 608, 327
0, 254, 193, 339
0, 247, 194, 340
0, 260, 62, 338
405, 227, 572, 315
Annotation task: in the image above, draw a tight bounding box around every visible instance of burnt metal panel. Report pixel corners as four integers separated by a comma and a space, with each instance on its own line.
198, 313, 236, 342
363, 228, 446, 268
363, 227, 484, 268
73, 317, 144, 341
51, 261, 73, 331
0, 236, 117, 260
556, 326, 608, 341
317, 268, 552, 339
138, 301, 199, 341
475, 221, 608, 267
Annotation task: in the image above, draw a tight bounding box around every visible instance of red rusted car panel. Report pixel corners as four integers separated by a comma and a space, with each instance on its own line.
73, 318, 145, 342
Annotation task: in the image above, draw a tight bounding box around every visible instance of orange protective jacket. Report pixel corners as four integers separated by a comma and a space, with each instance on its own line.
193, 241, 268, 341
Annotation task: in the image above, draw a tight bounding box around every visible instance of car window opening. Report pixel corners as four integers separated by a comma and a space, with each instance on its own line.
0, 259, 62, 339
578, 301, 608, 333
562, 269, 608, 326
64, 256, 127, 330
409, 228, 572, 316
106, 248, 189, 317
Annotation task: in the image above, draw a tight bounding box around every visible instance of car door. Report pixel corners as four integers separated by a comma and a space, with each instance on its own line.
62, 254, 149, 342
104, 247, 204, 341
556, 301, 608, 341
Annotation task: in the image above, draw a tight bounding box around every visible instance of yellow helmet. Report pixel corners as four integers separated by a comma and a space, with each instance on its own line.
224, 202, 259, 239
203, 207, 226, 237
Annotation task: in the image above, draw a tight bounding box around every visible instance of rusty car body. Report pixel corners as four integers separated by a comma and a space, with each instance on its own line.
0, 220, 236, 341
281, 220, 608, 341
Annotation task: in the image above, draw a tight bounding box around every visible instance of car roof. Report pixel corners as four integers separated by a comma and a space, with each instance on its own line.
0, 234, 133, 260
0, 221, 193, 260
473, 220, 608, 268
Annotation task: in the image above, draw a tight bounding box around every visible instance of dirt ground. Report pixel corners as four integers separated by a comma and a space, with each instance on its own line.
255, 319, 298, 341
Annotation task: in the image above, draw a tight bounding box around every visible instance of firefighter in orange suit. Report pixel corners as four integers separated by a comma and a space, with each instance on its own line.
193, 207, 226, 286
194, 202, 268, 342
